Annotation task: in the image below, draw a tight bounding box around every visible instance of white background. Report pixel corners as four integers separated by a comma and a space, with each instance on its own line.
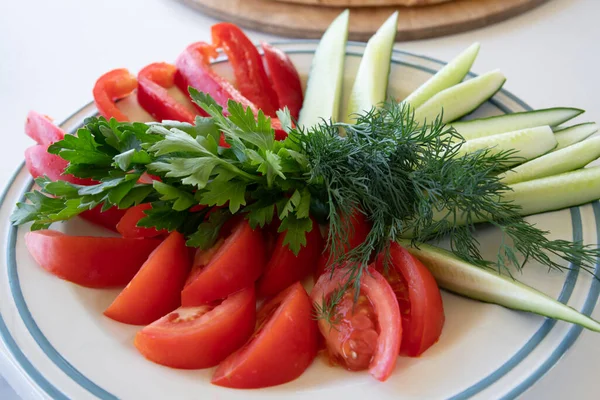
0, 0, 599, 398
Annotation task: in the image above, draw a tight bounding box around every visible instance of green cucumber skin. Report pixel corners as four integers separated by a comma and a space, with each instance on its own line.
451, 108, 584, 140
553, 122, 598, 151
403, 42, 480, 109
500, 136, 600, 184
398, 241, 600, 332
298, 10, 349, 128
345, 12, 398, 123
414, 70, 506, 125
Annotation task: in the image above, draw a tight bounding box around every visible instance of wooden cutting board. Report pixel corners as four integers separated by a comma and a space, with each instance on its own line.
182, 0, 548, 41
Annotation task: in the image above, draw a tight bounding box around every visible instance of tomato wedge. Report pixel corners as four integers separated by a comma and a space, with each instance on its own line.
25, 111, 64, 146
261, 42, 304, 120
116, 203, 165, 239
211, 23, 279, 117
311, 266, 401, 382
93, 68, 137, 122
135, 287, 256, 369
181, 220, 265, 306
25, 145, 92, 185
212, 282, 318, 388
79, 206, 126, 232
256, 218, 324, 297
24, 230, 162, 288
375, 242, 445, 357
104, 232, 191, 325
137, 62, 196, 123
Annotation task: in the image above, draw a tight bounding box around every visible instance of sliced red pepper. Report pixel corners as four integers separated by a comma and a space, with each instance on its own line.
211, 23, 279, 117
93, 69, 138, 122
261, 42, 304, 120
137, 63, 196, 123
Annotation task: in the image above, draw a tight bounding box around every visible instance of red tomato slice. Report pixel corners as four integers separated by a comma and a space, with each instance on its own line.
311, 266, 401, 382
25, 111, 65, 146
93, 68, 137, 122
211, 23, 279, 117
79, 206, 127, 232
212, 282, 318, 388
24, 230, 162, 288
181, 220, 265, 306
116, 203, 165, 239
256, 218, 324, 297
135, 287, 256, 369
137, 62, 196, 123
375, 242, 445, 357
315, 211, 371, 279
104, 232, 191, 325
25, 145, 93, 185
261, 42, 304, 120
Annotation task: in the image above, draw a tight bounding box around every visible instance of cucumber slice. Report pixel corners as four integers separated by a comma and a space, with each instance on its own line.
554, 122, 598, 150
451, 108, 583, 140
345, 12, 398, 122
457, 125, 556, 166
298, 10, 349, 128
505, 166, 600, 216
414, 70, 506, 125
403, 42, 480, 109
398, 241, 600, 332
499, 136, 600, 184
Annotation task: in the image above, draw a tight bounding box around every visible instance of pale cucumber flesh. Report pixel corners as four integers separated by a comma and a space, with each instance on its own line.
399, 241, 600, 332
457, 126, 556, 166
298, 10, 349, 128
499, 136, 600, 184
451, 107, 583, 140
554, 122, 598, 150
403, 42, 480, 109
345, 12, 398, 123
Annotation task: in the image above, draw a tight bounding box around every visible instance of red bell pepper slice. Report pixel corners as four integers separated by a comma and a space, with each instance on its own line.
93, 68, 138, 122
211, 23, 279, 117
261, 42, 304, 121
137, 63, 196, 124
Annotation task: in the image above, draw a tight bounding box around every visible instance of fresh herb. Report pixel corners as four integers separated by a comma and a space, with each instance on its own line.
11, 89, 600, 323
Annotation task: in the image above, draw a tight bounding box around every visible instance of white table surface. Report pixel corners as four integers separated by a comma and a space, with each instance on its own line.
1, 0, 599, 398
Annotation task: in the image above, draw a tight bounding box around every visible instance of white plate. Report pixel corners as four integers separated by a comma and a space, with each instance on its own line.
0, 41, 598, 400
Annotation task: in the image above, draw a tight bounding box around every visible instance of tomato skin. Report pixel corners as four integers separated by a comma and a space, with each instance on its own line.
25, 111, 64, 146
116, 203, 165, 239
24, 230, 162, 288
135, 287, 256, 369
93, 68, 137, 122
79, 206, 127, 232
25, 145, 93, 185
375, 242, 445, 357
137, 62, 196, 123
181, 220, 265, 306
212, 282, 318, 388
256, 218, 324, 297
311, 266, 401, 382
261, 42, 304, 120
104, 232, 191, 325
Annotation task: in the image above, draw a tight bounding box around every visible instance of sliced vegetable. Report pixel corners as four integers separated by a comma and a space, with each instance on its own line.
25, 145, 91, 185
24, 230, 161, 288
554, 122, 598, 150
499, 136, 600, 184
345, 12, 398, 122
257, 219, 324, 297
181, 220, 265, 306
93, 68, 138, 122
312, 266, 401, 382
25, 111, 65, 146
261, 42, 304, 120
399, 241, 600, 332
403, 42, 480, 109
298, 10, 349, 127
451, 107, 584, 140
375, 242, 444, 357
211, 23, 279, 117
79, 206, 126, 232
457, 125, 557, 166
116, 203, 166, 239
137, 62, 196, 123
414, 70, 506, 124
212, 282, 317, 388
104, 231, 190, 325
135, 287, 256, 369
